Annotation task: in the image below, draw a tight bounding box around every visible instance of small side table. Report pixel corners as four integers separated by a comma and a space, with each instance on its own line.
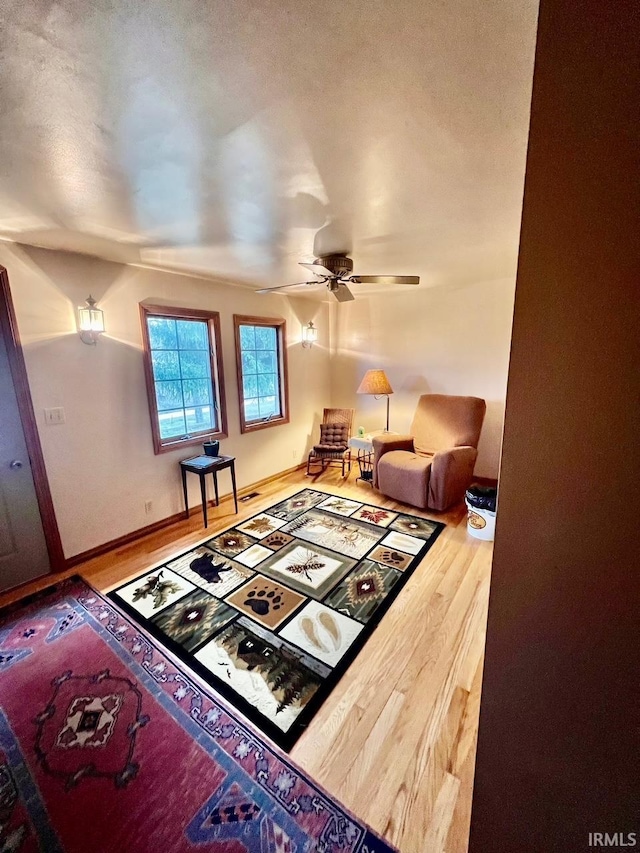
348, 435, 376, 485
180, 455, 238, 528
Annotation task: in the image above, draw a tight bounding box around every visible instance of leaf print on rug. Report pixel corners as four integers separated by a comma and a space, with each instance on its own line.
236, 514, 286, 540
316, 496, 362, 517
280, 601, 364, 668
115, 568, 194, 618
351, 505, 398, 527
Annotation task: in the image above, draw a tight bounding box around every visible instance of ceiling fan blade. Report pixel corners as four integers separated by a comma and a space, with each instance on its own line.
256, 281, 318, 294
299, 261, 334, 277
350, 275, 420, 285
333, 284, 355, 302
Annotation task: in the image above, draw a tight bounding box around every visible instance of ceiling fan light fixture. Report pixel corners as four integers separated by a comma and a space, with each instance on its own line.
258, 253, 419, 299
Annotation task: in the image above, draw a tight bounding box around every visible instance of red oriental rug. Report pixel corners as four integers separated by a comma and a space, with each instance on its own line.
0, 578, 395, 853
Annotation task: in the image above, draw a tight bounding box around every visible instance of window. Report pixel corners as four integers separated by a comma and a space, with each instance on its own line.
233, 315, 289, 433
140, 304, 227, 454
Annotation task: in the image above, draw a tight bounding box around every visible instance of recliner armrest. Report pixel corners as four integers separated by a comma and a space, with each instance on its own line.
372, 433, 414, 455
372, 434, 414, 486
429, 446, 478, 511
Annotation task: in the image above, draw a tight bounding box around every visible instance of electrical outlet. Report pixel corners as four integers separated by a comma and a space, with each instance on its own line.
44, 407, 65, 425
144, 500, 153, 514
292, 449, 298, 460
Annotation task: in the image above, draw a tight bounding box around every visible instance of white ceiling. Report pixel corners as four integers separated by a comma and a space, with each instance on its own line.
0, 0, 538, 299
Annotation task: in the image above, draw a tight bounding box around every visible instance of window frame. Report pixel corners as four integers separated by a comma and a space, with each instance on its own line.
140, 303, 228, 455
233, 314, 289, 434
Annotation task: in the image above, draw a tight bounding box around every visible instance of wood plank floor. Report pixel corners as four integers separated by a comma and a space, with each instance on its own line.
0, 466, 492, 853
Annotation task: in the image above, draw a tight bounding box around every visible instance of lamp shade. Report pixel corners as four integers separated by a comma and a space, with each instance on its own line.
356, 369, 393, 396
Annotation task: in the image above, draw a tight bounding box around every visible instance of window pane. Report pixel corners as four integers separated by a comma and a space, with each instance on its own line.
151, 350, 180, 381
158, 409, 186, 439
239, 325, 255, 350
243, 374, 258, 398
244, 398, 260, 421
180, 350, 211, 379
257, 350, 276, 374
148, 317, 177, 350
155, 380, 184, 412
257, 372, 276, 397
185, 405, 215, 433
183, 378, 212, 407
235, 318, 286, 431
176, 319, 208, 350
255, 325, 276, 350
258, 396, 278, 418
242, 350, 257, 375
143, 308, 225, 452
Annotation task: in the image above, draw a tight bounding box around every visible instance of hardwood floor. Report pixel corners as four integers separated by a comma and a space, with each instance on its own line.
0, 467, 492, 853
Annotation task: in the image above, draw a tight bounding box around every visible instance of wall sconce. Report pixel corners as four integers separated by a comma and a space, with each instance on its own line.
301, 321, 318, 348
77, 295, 105, 345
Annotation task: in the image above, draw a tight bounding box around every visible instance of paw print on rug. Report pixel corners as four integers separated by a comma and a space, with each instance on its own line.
262, 531, 291, 551
379, 550, 406, 566
244, 588, 283, 616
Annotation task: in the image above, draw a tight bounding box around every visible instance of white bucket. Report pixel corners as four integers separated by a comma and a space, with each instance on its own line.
465, 499, 496, 541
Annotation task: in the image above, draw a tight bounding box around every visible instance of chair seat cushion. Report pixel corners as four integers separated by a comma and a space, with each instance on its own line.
377, 450, 433, 509
313, 444, 348, 454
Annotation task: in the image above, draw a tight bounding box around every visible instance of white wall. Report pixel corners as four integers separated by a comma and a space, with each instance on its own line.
329, 277, 515, 478
1, 243, 330, 558
2, 242, 514, 559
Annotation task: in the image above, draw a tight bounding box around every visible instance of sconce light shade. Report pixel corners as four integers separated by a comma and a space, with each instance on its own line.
78, 295, 105, 345
302, 321, 318, 348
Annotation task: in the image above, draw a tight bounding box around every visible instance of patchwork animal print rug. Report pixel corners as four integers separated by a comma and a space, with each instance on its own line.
110, 489, 444, 749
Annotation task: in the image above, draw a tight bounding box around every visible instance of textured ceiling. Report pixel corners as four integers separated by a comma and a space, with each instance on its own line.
0, 0, 538, 298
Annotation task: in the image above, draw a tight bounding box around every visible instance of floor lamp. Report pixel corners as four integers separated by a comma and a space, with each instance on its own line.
356, 369, 394, 431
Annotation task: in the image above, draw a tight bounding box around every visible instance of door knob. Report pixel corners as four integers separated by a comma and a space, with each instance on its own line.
9, 460, 23, 469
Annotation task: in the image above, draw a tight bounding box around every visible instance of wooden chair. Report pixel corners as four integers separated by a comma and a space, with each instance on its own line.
306, 408, 354, 477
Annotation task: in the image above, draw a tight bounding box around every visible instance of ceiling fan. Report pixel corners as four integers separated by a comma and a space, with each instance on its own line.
256, 254, 420, 302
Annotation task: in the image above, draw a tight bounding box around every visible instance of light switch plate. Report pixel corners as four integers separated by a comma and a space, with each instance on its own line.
44, 407, 65, 425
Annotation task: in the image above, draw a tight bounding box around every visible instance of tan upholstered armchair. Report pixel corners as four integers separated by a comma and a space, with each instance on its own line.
372, 394, 486, 511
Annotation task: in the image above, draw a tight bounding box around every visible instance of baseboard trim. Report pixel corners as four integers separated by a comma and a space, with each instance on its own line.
65, 463, 306, 569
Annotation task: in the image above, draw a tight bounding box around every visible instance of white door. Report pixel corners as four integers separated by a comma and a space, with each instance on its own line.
0, 327, 51, 591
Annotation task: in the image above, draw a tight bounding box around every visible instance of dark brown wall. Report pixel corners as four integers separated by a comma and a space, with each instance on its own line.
469, 0, 640, 850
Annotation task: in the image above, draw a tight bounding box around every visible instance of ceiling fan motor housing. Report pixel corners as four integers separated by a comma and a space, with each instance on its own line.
316, 254, 354, 276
